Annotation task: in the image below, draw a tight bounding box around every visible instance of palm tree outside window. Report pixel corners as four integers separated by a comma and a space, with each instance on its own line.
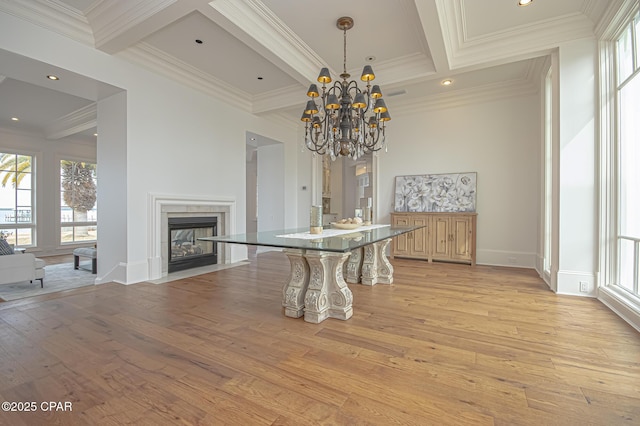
0, 152, 34, 247
60, 160, 97, 243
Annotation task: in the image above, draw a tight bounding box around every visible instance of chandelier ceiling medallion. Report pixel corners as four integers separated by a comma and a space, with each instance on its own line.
301, 16, 391, 161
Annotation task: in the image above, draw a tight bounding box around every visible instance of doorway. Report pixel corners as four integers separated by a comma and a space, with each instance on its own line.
321, 152, 375, 223
246, 132, 285, 248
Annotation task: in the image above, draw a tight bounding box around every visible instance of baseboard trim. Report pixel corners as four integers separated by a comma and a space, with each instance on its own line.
556, 270, 596, 297
598, 286, 640, 332
476, 249, 536, 268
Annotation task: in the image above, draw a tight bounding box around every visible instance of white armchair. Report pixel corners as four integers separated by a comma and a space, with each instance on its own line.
0, 253, 45, 287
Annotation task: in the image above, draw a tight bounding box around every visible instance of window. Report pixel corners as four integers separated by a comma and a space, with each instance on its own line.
0, 152, 35, 247
60, 160, 97, 243
615, 11, 640, 298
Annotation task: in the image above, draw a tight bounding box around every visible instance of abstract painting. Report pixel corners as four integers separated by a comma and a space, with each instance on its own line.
394, 172, 477, 213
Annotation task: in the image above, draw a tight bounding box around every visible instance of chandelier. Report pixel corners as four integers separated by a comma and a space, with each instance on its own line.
301, 17, 391, 161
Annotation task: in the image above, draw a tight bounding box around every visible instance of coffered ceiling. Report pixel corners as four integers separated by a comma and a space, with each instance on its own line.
0, 0, 615, 138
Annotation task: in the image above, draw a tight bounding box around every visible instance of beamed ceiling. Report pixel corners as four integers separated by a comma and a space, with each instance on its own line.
0, 0, 616, 139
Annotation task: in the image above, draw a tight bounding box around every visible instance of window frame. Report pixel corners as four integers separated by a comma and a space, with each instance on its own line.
58, 156, 98, 245
598, 5, 640, 324
615, 11, 640, 298
0, 151, 36, 248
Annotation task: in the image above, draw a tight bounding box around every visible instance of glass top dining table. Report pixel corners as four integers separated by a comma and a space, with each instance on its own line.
199, 223, 425, 323
198, 223, 424, 253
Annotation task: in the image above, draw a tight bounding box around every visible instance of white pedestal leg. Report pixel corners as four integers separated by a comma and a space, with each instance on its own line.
344, 247, 363, 284
361, 243, 380, 286
361, 238, 394, 285
303, 251, 352, 323
282, 249, 309, 318
375, 238, 394, 284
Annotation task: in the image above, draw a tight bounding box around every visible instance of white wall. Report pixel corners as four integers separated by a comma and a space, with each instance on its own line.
96, 92, 127, 283
555, 38, 597, 295
378, 93, 541, 268
0, 10, 299, 284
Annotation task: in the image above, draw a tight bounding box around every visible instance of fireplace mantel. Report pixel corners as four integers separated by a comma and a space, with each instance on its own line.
148, 193, 236, 280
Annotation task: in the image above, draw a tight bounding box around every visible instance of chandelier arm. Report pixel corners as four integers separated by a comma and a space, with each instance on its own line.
346, 81, 373, 115
362, 126, 386, 151
307, 120, 330, 153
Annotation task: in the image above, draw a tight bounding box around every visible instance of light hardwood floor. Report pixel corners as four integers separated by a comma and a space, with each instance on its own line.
0, 252, 638, 425
40, 253, 74, 266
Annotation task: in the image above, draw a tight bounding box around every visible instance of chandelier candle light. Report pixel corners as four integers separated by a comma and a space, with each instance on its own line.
301, 17, 391, 161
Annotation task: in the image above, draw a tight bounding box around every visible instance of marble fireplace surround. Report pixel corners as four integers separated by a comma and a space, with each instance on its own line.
148, 193, 236, 280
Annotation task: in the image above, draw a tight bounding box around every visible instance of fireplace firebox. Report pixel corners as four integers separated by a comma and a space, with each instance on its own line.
168, 217, 217, 272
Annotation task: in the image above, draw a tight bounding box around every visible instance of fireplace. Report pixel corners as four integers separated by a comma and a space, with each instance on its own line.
168, 217, 217, 272
149, 194, 234, 280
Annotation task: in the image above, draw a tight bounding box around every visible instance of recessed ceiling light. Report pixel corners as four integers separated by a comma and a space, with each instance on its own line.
11, 117, 19, 121
441, 79, 453, 86
250, 137, 256, 141
46, 75, 59, 80
257, 76, 263, 80
518, 0, 533, 6
195, 39, 203, 44
365, 55, 376, 62
93, 133, 98, 137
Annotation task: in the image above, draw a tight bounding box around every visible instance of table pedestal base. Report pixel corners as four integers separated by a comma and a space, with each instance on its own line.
344, 247, 363, 284
282, 249, 353, 323
361, 238, 394, 285
282, 239, 393, 323
304, 251, 352, 323
282, 249, 309, 318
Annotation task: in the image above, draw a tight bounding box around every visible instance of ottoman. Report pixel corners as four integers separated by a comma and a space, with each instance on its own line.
73, 247, 97, 274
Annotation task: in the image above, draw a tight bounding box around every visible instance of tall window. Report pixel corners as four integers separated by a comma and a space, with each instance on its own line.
616, 11, 640, 297
60, 160, 97, 243
0, 153, 35, 246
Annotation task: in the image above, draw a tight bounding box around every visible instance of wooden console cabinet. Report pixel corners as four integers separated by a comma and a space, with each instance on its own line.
391, 212, 477, 265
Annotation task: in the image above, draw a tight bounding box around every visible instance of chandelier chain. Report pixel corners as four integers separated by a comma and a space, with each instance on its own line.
343, 27, 347, 75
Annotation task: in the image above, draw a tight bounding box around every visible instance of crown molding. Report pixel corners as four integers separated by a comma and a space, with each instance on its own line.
524, 56, 550, 86
252, 84, 305, 115
255, 111, 298, 130
208, 0, 328, 83
438, 0, 597, 70
368, 53, 436, 86
118, 42, 252, 112
391, 78, 539, 117
0, 0, 94, 46
595, 0, 638, 39
44, 103, 97, 140
87, 0, 177, 53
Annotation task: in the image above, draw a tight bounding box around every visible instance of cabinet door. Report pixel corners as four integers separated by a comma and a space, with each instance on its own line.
392, 215, 411, 256
451, 216, 473, 262
431, 217, 451, 259
409, 216, 428, 256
